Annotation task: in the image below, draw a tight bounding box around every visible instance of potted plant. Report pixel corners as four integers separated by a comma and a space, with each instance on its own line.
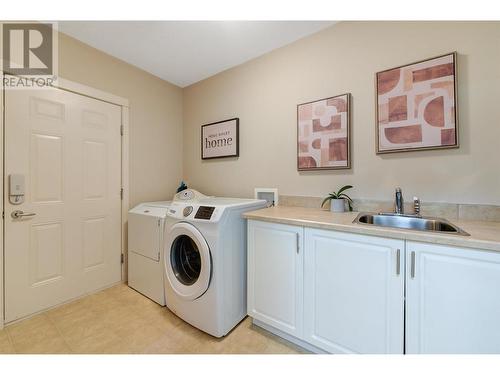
321, 185, 354, 213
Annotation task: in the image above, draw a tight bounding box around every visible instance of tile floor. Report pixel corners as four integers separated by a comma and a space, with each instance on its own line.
0, 283, 307, 354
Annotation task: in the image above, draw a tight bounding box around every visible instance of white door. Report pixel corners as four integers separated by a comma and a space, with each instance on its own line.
4, 85, 122, 322
406, 241, 500, 354
304, 228, 404, 353
247, 220, 304, 338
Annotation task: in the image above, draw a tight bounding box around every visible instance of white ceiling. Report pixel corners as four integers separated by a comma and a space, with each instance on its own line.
58, 21, 335, 87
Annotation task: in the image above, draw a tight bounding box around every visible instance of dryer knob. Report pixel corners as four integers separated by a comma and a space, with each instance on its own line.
183, 206, 193, 217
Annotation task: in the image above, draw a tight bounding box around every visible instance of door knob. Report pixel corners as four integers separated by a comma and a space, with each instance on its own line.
11, 210, 36, 219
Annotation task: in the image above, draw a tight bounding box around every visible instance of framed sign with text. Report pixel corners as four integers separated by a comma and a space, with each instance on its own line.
201, 118, 239, 160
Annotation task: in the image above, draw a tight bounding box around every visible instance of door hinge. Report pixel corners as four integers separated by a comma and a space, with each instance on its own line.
121, 253, 124, 264
2, 211, 4, 219
120, 124, 124, 136
120, 188, 124, 200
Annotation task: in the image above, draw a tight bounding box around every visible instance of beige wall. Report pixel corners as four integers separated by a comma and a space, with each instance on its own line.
58, 33, 183, 207
183, 21, 500, 205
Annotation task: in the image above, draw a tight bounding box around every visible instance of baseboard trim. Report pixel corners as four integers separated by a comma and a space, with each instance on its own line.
252, 318, 328, 354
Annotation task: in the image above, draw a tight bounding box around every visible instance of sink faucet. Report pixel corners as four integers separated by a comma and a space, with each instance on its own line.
394, 187, 404, 215
393, 188, 421, 216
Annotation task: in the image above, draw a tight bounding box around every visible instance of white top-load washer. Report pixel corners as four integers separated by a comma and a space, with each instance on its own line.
128, 201, 171, 305
163, 189, 267, 337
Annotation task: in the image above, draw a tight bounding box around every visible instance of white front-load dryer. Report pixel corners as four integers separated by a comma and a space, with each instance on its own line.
163, 189, 267, 337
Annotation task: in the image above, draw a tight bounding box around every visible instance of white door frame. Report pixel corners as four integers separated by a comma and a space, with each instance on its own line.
0, 72, 130, 329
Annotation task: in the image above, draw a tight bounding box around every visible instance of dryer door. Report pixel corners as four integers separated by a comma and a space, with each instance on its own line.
165, 222, 212, 300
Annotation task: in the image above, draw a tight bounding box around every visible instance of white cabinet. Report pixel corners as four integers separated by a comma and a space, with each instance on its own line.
247, 220, 404, 353
406, 241, 500, 354
247, 218, 500, 354
304, 228, 404, 353
247, 220, 304, 337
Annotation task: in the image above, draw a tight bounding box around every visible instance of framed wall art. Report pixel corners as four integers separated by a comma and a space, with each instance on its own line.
201, 118, 239, 160
297, 93, 351, 170
376, 52, 458, 154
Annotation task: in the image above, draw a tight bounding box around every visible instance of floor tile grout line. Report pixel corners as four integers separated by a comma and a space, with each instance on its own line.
44, 312, 75, 354
52, 285, 132, 354
4, 327, 18, 354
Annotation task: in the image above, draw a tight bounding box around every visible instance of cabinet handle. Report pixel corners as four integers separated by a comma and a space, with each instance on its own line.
296, 232, 299, 254
396, 249, 401, 276
410, 251, 416, 279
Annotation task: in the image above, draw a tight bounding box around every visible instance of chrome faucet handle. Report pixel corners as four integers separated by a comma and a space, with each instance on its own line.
394, 187, 404, 214
413, 196, 421, 216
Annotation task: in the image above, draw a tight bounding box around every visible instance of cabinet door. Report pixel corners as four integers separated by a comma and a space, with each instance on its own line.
304, 228, 404, 353
247, 220, 304, 338
406, 241, 500, 354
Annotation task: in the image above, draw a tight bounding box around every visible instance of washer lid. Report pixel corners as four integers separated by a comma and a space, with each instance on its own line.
165, 222, 211, 301
129, 204, 169, 217
142, 200, 172, 208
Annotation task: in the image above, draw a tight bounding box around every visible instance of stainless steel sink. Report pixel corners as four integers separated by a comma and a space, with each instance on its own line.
353, 212, 470, 236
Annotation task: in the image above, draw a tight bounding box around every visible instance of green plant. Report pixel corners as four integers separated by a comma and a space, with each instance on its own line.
321, 185, 354, 211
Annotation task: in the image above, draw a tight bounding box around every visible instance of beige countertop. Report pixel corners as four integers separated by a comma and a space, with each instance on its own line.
243, 206, 500, 252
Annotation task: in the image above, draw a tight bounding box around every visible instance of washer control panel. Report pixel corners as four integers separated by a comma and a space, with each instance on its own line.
167, 203, 222, 222
183, 206, 193, 217
194, 206, 215, 220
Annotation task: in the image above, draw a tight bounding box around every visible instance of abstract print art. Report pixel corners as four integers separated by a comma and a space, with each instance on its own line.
297, 93, 350, 170
376, 52, 458, 153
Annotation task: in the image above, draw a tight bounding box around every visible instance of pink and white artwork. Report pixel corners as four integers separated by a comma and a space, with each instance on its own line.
376, 52, 458, 153
297, 93, 350, 170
